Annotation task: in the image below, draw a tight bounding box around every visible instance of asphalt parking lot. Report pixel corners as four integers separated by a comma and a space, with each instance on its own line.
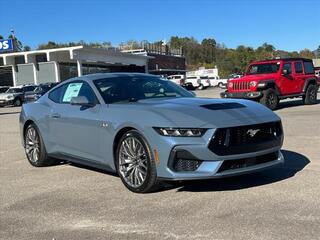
1, 88, 320, 240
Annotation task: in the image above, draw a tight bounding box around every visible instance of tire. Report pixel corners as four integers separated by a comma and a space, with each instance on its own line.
303, 84, 318, 105
14, 98, 22, 107
198, 84, 204, 90
218, 82, 223, 88
116, 130, 158, 193
260, 88, 279, 110
24, 123, 56, 167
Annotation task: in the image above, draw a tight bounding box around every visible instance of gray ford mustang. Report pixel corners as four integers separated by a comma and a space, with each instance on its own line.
20, 73, 284, 193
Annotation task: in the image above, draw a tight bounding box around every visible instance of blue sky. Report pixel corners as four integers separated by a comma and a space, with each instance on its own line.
1, 0, 319, 51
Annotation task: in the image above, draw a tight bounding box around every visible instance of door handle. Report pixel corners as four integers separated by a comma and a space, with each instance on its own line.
50, 113, 61, 119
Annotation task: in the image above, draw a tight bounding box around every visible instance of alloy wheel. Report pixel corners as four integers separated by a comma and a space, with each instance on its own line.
118, 137, 148, 188
25, 127, 40, 163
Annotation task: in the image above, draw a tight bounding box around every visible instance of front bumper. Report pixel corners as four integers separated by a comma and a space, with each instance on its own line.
0, 99, 14, 106
145, 127, 283, 181
220, 91, 262, 99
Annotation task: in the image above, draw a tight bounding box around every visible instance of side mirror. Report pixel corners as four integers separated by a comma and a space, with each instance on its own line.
282, 69, 288, 75
70, 96, 95, 107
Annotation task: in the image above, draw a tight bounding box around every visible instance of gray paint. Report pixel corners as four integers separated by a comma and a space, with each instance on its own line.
38, 62, 56, 84
20, 73, 283, 183
16, 64, 34, 85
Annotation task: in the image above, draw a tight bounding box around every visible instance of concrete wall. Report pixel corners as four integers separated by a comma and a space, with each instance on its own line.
16, 64, 35, 85
38, 62, 56, 84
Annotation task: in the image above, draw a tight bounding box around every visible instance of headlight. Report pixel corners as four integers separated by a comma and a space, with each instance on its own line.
153, 127, 207, 137
6, 95, 14, 100
228, 81, 233, 88
249, 81, 257, 87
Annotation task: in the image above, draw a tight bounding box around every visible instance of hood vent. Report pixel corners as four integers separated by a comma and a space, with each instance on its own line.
201, 102, 246, 110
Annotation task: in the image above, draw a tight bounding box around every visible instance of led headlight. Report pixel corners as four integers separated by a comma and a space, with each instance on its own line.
228, 81, 233, 88
153, 127, 207, 137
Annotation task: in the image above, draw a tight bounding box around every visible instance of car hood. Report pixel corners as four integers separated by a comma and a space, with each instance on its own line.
129, 97, 280, 128
0, 93, 15, 100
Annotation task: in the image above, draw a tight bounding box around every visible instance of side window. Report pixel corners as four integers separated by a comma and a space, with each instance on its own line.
62, 82, 98, 104
294, 62, 303, 74
303, 61, 315, 74
283, 63, 292, 74
48, 85, 65, 103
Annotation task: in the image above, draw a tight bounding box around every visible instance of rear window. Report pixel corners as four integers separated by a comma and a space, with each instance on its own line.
303, 61, 314, 74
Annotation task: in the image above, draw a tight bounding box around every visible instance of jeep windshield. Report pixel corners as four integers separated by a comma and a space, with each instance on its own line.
246, 63, 280, 75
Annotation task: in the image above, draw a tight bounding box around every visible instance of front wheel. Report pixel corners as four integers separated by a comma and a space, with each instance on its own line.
260, 89, 279, 110
116, 130, 158, 193
303, 84, 318, 105
14, 98, 22, 107
218, 82, 223, 88
198, 84, 204, 90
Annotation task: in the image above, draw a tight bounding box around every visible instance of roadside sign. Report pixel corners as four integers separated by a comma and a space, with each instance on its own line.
0, 39, 13, 52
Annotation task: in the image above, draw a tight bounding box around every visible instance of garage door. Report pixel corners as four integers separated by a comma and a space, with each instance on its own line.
0, 66, 14, 86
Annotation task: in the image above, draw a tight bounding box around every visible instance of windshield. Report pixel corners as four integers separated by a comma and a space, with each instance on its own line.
94, 75, 194, 104
247, 63, 280, 75
6, 88, 22, 93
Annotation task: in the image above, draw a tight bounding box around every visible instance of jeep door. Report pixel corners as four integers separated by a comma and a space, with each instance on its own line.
292, 61, 305, 93
279, 62, 297, 95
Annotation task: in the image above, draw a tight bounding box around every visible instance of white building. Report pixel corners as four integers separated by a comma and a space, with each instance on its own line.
0, 46, 150, 86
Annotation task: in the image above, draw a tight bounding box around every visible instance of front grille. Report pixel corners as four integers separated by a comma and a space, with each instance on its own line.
208, 121, 283, 156
217, 151, 279, 173
232, 81, 250, 90
173, 159, 202, 172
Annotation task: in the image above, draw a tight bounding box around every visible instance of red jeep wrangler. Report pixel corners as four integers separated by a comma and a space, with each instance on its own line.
221, 58, 319, 110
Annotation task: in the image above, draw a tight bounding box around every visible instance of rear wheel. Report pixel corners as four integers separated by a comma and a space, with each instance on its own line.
218, 82, 223, 88
260, 88, 278, 110
24, 123, 55, 167
303, 84, 318, 105
116, 130, 158, 193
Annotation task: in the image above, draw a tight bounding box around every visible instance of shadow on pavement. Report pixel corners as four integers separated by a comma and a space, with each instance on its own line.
57, 149, 309, 193
276, 99, 320, 110
0, 111, 21, 116
166, 149, 310, 192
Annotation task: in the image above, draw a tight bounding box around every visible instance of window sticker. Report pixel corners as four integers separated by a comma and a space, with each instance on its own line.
63, 83, 83, 102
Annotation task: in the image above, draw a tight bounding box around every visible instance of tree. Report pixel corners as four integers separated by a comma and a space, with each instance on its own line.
299, 49, 315, 59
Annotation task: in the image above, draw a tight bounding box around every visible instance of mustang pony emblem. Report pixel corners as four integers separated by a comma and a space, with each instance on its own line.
247, 129, 260, 137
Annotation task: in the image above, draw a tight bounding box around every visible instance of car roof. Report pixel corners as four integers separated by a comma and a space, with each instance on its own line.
252, 58, 312, 64
62, 72, 159, 83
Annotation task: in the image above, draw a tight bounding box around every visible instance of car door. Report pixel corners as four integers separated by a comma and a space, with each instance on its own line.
48, 81, 105, 163
292, 61, 305, 93
279, 62, 296, 95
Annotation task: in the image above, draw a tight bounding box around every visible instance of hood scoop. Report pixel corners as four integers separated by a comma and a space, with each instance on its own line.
201, 102, 246, 110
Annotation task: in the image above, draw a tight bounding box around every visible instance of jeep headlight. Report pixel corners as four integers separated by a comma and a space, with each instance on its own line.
227, 81, 233, 88
6, 95, 14, 100
153, 127, 207, 137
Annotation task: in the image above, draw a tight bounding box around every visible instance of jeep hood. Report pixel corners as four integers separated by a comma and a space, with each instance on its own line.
136, 97, 280, 128
232, 74, 276, 82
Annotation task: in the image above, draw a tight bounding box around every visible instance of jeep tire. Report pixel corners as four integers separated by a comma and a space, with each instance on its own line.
303, 84, 318, 105
260, 88, 278, 110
